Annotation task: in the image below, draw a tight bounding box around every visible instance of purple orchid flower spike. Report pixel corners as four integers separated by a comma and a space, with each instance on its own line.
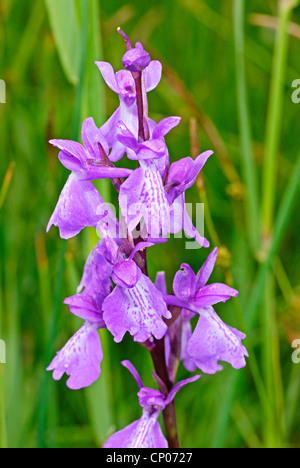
103, 361, 200, 448
165, 248, 248, 374
47, 118, 132, 239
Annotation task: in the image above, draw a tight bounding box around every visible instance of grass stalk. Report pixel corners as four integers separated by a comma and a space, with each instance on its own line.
233, 0, 260, 254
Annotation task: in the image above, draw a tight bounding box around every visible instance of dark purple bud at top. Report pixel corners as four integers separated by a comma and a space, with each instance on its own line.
122, 43, 151, 73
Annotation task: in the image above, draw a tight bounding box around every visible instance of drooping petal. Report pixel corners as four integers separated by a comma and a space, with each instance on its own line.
169, 195, 210, 249
103, 410, 168, 449
47, 323, 103, 390
102, 274, 171, 343
186, 308, 248, 374
119, 160, 170, 237
47, 173, 105, 239
196, 247, 218, 289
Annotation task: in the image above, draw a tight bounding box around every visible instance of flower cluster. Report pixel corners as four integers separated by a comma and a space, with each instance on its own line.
46, 30, 248, 448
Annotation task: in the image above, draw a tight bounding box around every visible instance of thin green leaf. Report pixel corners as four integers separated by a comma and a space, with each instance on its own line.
45, 0, 80, 84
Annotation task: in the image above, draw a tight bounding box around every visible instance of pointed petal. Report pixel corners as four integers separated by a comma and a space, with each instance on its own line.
152, 117, 181, 140
196, 247, 218, 289
121, 360, 144, 389
165, 375, 201, 406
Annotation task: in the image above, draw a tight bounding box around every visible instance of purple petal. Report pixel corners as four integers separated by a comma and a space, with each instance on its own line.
103, 274, 171, 343
122, 47, 151, 72
186, 308, 248, 374
173, 264, 197, 302
155, 272, 168, 296
47, 323, 103, 390
167, 151, 212, 203
138, 387, 165, 409
194, 283, 239, 308
77, 240, 114, 296
50, 139, 87, 171
81, 117, 109, 159
47, 173, 105, 239
121, 360, 144, 389
165, 375, 201, 406
152, 117, 181, 140
78, 165, 133, 181
103, 411, 168, 448
136, 140, 167, 160
64, 294, 105, 326
128, 242, 154, 261
112, 259, 142, 288
144, 61, 163, 92
95, 61, 118, 93
169, 195, 210, 248
196, 247, 218, 289
58, 150, 83, 172
164, 294, 196, 312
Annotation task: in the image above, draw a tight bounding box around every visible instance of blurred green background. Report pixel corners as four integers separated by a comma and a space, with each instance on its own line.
0, 0, 300, 448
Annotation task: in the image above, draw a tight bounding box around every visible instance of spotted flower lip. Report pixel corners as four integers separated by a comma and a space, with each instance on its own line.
103, 361, 201, 448
46, 321, 104, 390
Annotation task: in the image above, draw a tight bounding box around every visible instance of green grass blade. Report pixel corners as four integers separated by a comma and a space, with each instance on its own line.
44, 0, 80, 84
233, 0, 260, 253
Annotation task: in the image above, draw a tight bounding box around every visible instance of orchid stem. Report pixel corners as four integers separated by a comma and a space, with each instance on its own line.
150, 339, 180, 448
